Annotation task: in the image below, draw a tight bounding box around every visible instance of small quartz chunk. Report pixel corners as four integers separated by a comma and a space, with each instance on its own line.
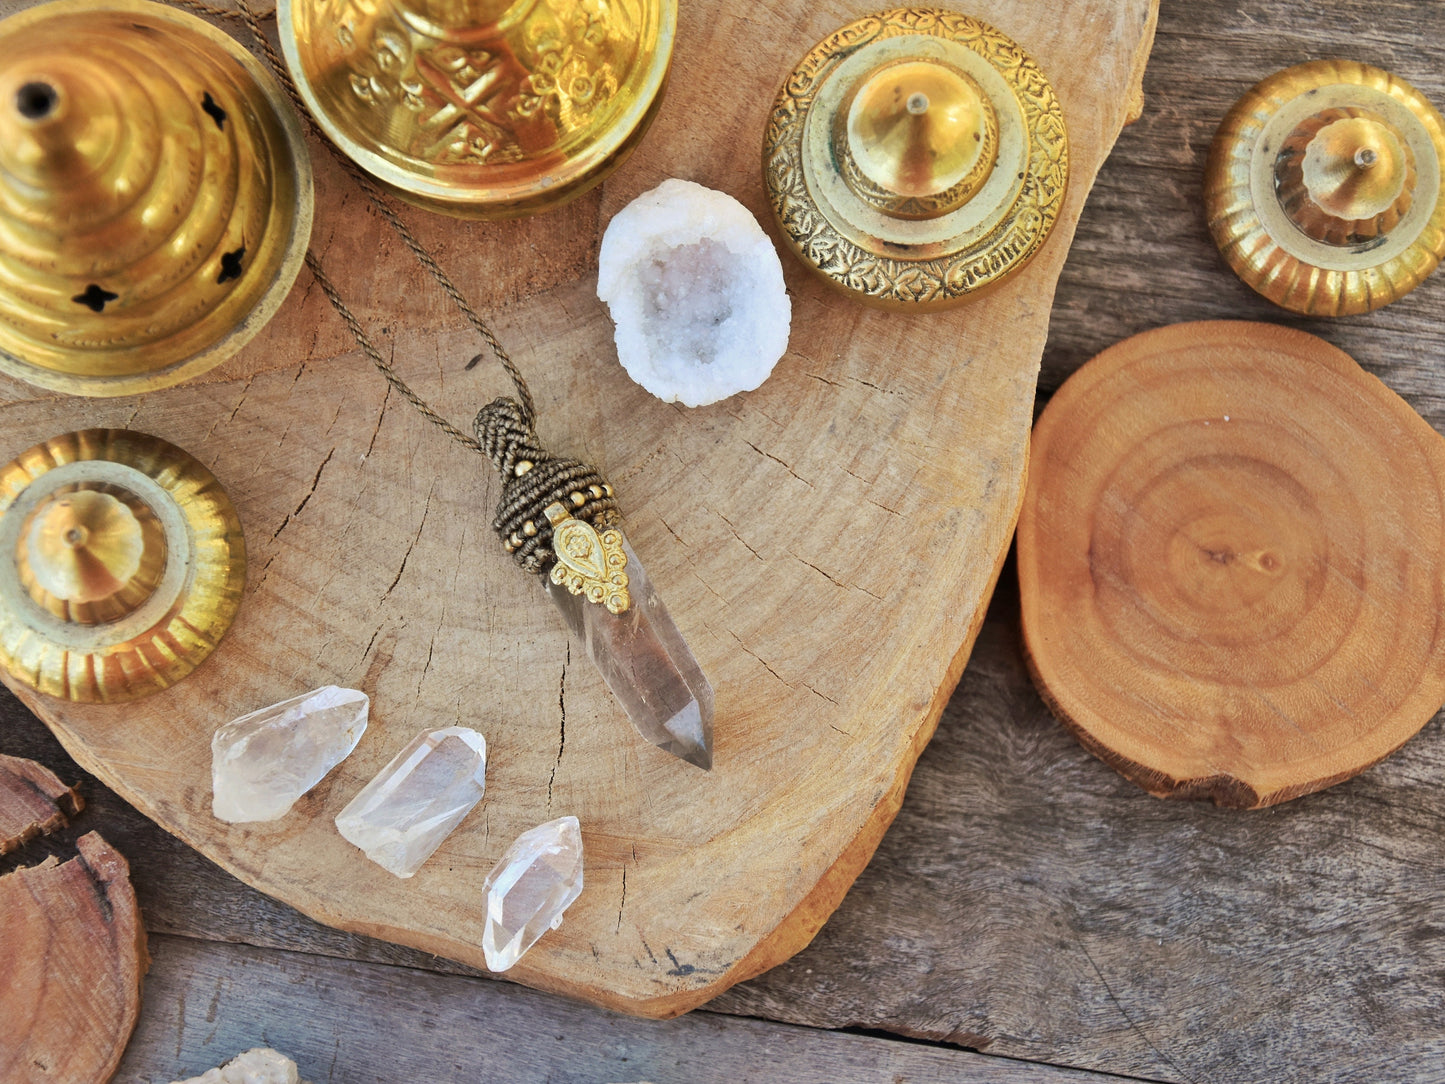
597, 177, 791, 407
482, 815, 585, 972
171, 1047, 303, 1084
335, 726, 486, 878
212, 686, 369, 823
546, 537, 714, 769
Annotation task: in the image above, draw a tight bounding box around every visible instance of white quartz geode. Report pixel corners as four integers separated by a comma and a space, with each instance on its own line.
334, 726, 486, 878
597, 178, 791, 407
482, 815, 584, 972
211, 686, 369, 823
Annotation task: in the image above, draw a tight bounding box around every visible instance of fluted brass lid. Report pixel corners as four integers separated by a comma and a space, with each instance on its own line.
0, 430, 246, 703
278, 0, 675, 218
1205, 60, 1445, 316
763, 8, 1068, 310
0, 0, 314, 397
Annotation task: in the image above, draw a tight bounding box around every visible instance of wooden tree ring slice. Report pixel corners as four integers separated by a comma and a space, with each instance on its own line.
1018, 321, 1445, 808
0, 779, 147, 1084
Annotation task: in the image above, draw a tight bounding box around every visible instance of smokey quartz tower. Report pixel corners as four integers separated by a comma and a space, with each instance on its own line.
476, 399, 714, 770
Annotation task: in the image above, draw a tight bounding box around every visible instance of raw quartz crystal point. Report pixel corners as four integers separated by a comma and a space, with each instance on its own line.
211, 686, 369, 823
546, 537, 715, 769
334, 726, 486, 877
482, 815, 584, 972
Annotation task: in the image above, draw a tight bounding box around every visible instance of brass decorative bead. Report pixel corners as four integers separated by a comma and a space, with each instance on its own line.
514, 460, 534, 476
603, 484, 615, 497
588, 484, 604, 499
571, 492, 587, 507
523, 520, 537, 537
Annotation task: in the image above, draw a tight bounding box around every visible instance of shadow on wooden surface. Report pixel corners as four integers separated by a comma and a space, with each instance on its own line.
4, 0, 1445, 1079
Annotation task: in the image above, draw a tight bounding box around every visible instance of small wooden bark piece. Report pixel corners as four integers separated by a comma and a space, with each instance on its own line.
0, 755, 82, 855
1018, 321, 1445, 808
0, 764, 146, 1084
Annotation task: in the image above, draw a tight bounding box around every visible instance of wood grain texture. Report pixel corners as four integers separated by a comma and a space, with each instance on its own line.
1019, 321, 1445, 808
0, 0, 1157, 1016
117, 934, 1126, 1084
4, 0, 1445, 1081
0, 829, 148, 1084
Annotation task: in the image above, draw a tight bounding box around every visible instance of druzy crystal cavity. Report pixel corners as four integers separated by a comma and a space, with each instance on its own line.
482, 815, 584, 972
334, 726, 486, 878
597, 178, 791, 407
211, 686, 369, 823
547, 538, 714, 769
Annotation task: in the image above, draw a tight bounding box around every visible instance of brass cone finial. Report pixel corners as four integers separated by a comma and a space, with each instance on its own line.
1275, 109, 1415, 246
0, 0, 314, 397
18, 489, 168, 623
278, 0, 676, 218
0, 430, 246, 704
841, 59, 999, 219
1205, 59, 1445, 315
764, 8, 1068, 310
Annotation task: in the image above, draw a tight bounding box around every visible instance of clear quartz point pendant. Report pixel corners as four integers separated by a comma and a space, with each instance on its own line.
544, 510, 714, 769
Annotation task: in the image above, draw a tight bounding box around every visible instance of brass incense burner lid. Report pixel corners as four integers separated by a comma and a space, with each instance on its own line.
0, 0, 314, 397
0, 430, 246, 703
279, 0, 676, 218
764, 8, 1068, 310
1205, 60, 1445, 316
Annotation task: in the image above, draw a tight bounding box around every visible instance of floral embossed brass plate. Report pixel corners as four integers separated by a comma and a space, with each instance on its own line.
764, 7, 1068, 309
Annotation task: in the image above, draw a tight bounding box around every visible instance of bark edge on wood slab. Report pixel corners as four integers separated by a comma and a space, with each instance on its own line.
0, 753, 82, 855
1019, 320, 1445, 808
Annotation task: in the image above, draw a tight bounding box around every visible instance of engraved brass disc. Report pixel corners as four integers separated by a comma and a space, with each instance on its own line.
0, 0, 314, 397
763, 7, 1069, 310
1205, 59, 1445, 316
0, 430, 247, 703
278, 0, 676, 219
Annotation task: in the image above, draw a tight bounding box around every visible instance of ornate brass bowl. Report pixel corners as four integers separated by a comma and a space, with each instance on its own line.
763, 8, 1069, 310
0, 430, 246, 703
278, 0, 676, 218
0, 0, 314, 397
1205, 60, 1445, 316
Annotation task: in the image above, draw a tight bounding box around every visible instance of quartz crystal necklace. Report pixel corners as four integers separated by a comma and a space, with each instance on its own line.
219, 0, 715, 770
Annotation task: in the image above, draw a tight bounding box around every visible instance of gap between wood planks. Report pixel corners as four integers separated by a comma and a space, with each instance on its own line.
120, 932, 1157, 1084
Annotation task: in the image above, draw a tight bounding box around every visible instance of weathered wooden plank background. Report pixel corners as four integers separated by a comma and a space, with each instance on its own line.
4, 0, 1445, 1080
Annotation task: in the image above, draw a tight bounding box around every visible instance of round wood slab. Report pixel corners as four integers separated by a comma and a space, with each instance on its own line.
0, 0, 1157, 1015
1019, 321, 1445, 808
0, 757, 147, 1084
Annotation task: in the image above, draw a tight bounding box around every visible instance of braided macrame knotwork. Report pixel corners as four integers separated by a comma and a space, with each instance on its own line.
475, 398, 623, 574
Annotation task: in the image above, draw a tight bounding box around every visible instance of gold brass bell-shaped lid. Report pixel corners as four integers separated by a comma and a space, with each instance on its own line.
0, 430, 246, 703
0, 0, 314, 397
278, 0, 676, 218
764, 8, 1068, 310
1205, 60, 1445, 315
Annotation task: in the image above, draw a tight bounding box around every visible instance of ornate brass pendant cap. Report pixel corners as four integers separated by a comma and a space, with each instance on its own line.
0, 430, 247, 703
0, 0, 314, 398
278, 0, 676, 219
763, 8, 1069, 311
1205, 60, 1445, 316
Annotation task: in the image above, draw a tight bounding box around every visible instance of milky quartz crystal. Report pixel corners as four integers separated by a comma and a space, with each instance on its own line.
334, 726, 486, 877
547, 538, 714, 769
211, 686, 369, 823
482, 815, 584, 972
172, 1048, 303, 1084
597, 178, 791, 407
